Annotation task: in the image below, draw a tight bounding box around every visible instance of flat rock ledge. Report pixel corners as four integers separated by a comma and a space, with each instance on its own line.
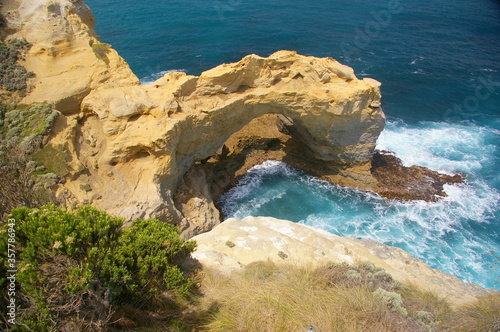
192, 216, 497, 308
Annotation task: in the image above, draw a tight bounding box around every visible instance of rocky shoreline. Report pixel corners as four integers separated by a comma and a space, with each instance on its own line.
173, 112, 464, 236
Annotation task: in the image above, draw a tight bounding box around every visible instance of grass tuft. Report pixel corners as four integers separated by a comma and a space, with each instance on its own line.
91, 43, 111, 65
199, 262, 433, 331
441, 294, 500, 332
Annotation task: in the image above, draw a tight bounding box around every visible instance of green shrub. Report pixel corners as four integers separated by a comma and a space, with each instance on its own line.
0, 103, 60, 217
0, 205, 196, 330
0, 39, 34, 93
91, 43, 111, 65
315, 261, 400, 292
0, 103, 58, 141
100, 218, 197, 303
373, 287, 408, 317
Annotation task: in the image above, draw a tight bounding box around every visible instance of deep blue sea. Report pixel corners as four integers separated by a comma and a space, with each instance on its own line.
85, 0, 500, 289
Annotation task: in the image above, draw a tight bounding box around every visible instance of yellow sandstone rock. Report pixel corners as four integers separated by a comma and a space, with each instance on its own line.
64, 50, 384, 227
4, 0, 139, 112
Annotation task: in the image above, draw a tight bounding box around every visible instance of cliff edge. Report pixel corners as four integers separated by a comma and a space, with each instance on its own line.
192, 216, 496, 308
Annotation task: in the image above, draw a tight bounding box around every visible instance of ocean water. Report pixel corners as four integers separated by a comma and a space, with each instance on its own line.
85, 0, 500, 289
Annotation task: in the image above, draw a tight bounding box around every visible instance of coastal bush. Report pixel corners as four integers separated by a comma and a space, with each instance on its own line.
0, 103, 60, 217
0, 38, 35, 93
0, 103, 58, 139
315, 261, 400, 292
373, 287, 408, 317
0, 205, 196, 331
0, 138, 49, 220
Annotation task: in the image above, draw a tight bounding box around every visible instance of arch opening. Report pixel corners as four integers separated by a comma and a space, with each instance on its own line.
172, 112, 348, 238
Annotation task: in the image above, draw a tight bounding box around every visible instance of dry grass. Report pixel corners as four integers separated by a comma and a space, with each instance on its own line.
199, 261, 431, 332
441, 294, 500, 332
94, 260, 498, 331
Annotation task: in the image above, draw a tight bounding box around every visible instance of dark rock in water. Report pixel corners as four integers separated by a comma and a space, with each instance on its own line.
371, 150, 463, 201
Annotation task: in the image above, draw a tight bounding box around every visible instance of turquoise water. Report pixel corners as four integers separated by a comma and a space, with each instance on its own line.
220, 122, 499, 289
85, 0, 500, 289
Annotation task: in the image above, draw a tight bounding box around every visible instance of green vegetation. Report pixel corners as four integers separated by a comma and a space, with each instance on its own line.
0, 206, 497, 332
0, 103, 60, 217
0, 103, 58, 139
0, 205, 196, 331
0, 38, 35, 93
32, 143, 70, 177
92, 43, 111, 65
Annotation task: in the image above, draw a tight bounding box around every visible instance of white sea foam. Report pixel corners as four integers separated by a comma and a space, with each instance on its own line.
140, 69, 186, 85
220, 121, 500, 289
376, 121, 499, 174
411, 56, 424, 65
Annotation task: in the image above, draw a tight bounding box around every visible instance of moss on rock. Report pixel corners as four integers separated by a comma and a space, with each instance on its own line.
32, 143, 70, 177
91, 42, 111, 65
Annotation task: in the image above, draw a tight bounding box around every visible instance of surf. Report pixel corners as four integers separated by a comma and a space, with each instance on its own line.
220, 121, 500, 290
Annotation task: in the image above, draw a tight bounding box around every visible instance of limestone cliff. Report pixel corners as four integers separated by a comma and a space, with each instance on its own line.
1, 0, 139, 109
192, 216, 496, 308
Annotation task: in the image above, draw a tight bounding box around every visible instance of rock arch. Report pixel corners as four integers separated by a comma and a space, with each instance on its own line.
3, 0, 384, 232
156, 51, 384, 185
54, 51, 385, 233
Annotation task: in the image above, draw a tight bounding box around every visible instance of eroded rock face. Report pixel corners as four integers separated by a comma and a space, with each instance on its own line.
46, 49, 386, 229
1, 0, 139, 110
192, 216, 497, 307
174, 115, 464, 228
